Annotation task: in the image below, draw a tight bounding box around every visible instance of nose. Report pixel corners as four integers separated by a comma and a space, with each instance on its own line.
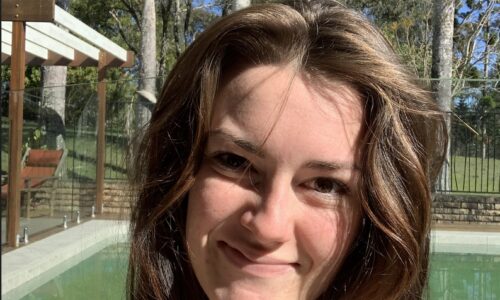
240, 181, 294, 246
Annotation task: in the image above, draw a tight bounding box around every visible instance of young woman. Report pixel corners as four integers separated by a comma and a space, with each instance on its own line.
127, 1, 447, 299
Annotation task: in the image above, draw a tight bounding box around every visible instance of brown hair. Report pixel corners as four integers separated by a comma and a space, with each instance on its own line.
127, 1, 447, 299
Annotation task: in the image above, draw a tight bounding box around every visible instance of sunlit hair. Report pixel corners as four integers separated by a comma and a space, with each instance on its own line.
127, 1, 447, 299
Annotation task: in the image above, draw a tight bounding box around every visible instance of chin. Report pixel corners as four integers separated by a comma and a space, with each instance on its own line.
211, 284, 298, 300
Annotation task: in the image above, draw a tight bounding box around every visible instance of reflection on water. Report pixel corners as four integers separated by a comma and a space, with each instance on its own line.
429, 253, 500, 299
20, 243, 128, 300
15, 244, 500, 300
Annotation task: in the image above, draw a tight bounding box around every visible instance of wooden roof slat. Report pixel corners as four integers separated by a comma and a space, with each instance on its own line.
2, 28, 49, 60
2, 21, 74, 60
54, 6, 128, 62
1, 5, 133, 67
26, 25, 74, 60
2, 41, 12, 56
28, 22, 99, 61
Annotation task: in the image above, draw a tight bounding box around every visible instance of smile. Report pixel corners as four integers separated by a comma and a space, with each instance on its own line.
218, 241, 299, 277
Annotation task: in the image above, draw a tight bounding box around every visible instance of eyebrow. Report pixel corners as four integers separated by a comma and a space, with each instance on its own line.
305, 160, 360, 172
209, 129, 265, 158
209, 129, 360, 171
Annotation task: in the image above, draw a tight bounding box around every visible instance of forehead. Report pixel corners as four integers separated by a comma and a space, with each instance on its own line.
215, 65, 361, 129
210, 64, 363, 166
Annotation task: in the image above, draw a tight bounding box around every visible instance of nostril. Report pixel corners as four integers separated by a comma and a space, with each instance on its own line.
240, 205, 292, 245
240, 210, 256, 232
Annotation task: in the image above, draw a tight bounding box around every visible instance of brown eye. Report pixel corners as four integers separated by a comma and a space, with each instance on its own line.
304, 177, 349, 196
314, 178, 337, 193
214, 152, 249, 171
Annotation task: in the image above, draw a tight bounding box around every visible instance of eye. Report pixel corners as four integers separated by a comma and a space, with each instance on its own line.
212, 152, 250, 171
304, 177, 349, 196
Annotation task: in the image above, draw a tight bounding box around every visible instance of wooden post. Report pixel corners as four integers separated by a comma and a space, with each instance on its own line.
26, 179, 32, 219
7, 21, 26, 247
96, 51, 107, 214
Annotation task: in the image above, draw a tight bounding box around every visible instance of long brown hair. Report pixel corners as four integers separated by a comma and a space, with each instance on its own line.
128, 1, 447, 299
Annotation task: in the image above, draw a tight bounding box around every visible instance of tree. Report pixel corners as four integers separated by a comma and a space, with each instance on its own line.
136, 0, 157, 129
453, 0, 498, 96
232, 0, 251, 11
42, 0, 71, 150
432, 0, 454, 192
344, 0, 434, 78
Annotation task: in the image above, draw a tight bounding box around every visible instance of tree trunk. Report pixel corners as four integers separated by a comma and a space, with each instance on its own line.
231, 0, 250, 12
172, 0, 182, 58
431, 0, 454, 192
136, 0, 157, 130
41, 0, 70, 150
481, 15, 490, 161
42, 66, 67, 150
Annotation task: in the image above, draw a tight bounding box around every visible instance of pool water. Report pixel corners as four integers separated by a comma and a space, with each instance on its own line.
429, 253, 500, 299
20, 243, 128, 300
18, 245, 500, 299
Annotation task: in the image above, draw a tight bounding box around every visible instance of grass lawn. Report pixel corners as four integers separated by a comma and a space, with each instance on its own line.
1, 117, 128, 181
2, 117, 500, 193
449, 155, 500, 193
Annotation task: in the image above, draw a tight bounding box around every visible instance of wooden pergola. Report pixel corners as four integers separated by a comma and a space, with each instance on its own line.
1, 0, 134, 247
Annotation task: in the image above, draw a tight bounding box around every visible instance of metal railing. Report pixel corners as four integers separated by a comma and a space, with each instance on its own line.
436, 112, 500, 194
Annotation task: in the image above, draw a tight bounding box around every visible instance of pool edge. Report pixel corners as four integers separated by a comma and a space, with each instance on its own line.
1, 219, 129, 297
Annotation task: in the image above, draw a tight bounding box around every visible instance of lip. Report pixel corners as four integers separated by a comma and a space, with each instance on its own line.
218, 241, 298, 277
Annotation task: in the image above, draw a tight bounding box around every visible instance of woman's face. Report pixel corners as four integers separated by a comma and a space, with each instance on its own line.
186, 65, 363, 299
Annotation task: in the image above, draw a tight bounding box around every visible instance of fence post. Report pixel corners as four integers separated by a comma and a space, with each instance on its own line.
96, 51, 107, 215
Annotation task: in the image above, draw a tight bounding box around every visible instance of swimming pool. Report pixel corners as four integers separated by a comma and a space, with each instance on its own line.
19, 243, 129, 300
3, 225, 499, 299
429, 253, 500, 299
12, 242, 500, 299
1, 220, 129, 300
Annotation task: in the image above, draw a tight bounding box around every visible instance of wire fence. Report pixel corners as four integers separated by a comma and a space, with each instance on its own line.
435, 78, 500, 194
436, 111, 500, 194
1, 78, 499, 192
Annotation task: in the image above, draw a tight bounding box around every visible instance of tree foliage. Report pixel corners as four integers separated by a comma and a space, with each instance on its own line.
2, 0, 498, 144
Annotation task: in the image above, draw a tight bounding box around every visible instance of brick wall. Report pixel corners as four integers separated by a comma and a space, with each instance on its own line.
32, 180, 133, 217
32, 182, 500, 224
432, 194, 500, 224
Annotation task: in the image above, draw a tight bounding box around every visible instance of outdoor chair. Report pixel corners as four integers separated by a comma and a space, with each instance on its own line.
1, 148, 67, 218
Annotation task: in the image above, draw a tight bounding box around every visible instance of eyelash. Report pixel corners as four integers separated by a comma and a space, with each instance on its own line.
302, 177, 350, 199
209, 151, 350, 200
211, 152, 251, 172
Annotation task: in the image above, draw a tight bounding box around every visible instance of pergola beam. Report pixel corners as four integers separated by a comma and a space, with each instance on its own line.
2, 21, 74, 60
28, 22, 100, 60
2, 18, 132, 67
96, 51, 108, 215
2, 29, 49, 60
54, 6, 128, 62
1, 0, 55, 22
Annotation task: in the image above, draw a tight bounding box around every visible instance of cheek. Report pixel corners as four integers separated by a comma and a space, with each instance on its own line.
300, 203, 361, 274
186, 166, 247, 244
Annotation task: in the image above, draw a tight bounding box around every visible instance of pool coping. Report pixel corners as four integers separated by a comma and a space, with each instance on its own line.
1, 219, 129, 298
431, 230, 500, 255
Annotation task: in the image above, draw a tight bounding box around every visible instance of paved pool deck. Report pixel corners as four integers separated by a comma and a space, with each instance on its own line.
1, 219, 129, 299
431, 223, 500, 255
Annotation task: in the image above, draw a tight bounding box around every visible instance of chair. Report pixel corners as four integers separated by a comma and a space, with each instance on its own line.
1, 148, 67, 217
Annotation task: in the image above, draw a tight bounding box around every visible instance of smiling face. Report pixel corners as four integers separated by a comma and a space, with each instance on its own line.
186, 64, 363, 299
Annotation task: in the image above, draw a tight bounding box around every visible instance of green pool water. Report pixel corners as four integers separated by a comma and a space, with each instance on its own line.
20, 243, 129, 300
18, 245, 500, 299
429, 253, 500, 299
